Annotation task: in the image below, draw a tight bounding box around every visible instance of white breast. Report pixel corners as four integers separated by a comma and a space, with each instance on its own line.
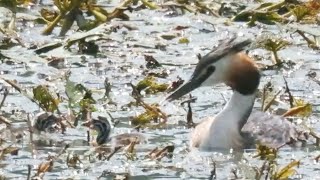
190, 92, 256, 151
191, 115, 245, 151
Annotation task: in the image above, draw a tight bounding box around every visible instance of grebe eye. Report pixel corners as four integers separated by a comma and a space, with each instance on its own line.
207, 66, 215, 73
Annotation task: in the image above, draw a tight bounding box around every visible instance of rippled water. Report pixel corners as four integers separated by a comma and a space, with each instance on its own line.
1, 0, 320, 179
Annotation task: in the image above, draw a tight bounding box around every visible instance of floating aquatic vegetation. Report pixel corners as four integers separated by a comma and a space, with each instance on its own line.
218, 2, 246, 18
260, 82, 282, 112
140, 0, 158, 10
41, 0, 132, 36
0, 23, 25, 50
233, 2, 284, 26
136, 75, 169, 94
252, 144, 300, 179
290, 5, 310, 22
287, 0, 320, 23
277, 80, 320, 146
0, 0, 35, 30
0, 87, 8, 110
34, 42, 63, 54
97, 171, 130, 180
124, 136, 138, 160
233, 0, 320, 27
282, 99, 312, 118
1, 78, 53, 112
255, 34, 290, 65
33, 85, 60, 113
208, 160, 217, 180
179, 94, 196, 128
34, 25, 110, 54
46, 56, 65, 69
281, 23, 320, 49
33, 158, 54, 179
160, 33, 177, 40
101, 77, 116, 105
144, 54, 161, 69
0, 116, 11, 126
131, 108, 161, 126
0, 0, 34, 10
65, 73, 96, 111
78, 40, 99, 55
315, 154, 320, 163
282, 76, 294, 108
146, 145, 174, 160
131, 84, 167, 126
271, 160, 300, 180
0, 145, 19, 160
178, 37, 189, 44
254, 144, 278, 161
160, 0, 219, 17
166, 76, 184, 92
143, 70, 169, 78
30, 145, 69, 179
66, 153, 82, 168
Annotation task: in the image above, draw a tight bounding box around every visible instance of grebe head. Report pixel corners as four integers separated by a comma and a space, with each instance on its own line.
166, 38, 260, 101
82, 116, 111, 145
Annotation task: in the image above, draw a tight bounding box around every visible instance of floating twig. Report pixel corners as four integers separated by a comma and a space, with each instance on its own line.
106, 146, 122, 161
0, 116, 11, 127
263, 90, 282, 112
0, 87, 9, 110
209, 160, 217, 180
283, 76, 294, 108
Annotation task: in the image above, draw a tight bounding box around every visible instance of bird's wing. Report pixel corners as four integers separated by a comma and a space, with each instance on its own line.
242, 111, 307, 149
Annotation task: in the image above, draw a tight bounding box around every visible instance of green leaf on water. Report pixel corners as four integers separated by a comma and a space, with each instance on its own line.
254, 144, 278, 161
255, 35, 290, 64
131, 109, 160, 126
258, 38, 289, 52
33, 85, 59, 112
65, 76, 95, 110
254, 11, 283, 25
178, 37, 190, 44
136, 76, 169, 94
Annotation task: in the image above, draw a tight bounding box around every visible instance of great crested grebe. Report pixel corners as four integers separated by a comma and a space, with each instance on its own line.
166, 37, 301, 151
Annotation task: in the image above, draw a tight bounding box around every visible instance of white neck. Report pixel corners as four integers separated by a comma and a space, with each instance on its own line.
216, 91, 256, 127
200, 91, 256, 150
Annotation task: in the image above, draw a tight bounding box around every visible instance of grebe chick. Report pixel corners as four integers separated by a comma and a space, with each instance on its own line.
82, 116, 145, 146
166, 37, 302, 151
